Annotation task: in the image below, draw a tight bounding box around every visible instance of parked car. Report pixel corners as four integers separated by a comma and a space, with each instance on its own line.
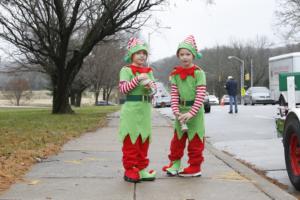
208, 95, 219, 105
244, 87, 275, 105
152, 82, 171, 108
152, 94, 171, 108
96, 101, 116, 106
221, 95, 230, 105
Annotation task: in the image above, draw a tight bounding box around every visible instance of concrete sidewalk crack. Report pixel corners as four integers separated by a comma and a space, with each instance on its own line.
133, 183, 137, 200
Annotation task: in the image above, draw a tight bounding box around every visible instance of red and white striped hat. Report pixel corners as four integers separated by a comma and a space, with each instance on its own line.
124, 37, 148, 63
177, 35, 202, 59
127, 37, 145, 50
184, 35, 198, 52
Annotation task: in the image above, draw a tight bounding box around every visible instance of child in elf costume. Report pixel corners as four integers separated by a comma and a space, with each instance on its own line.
162, 35, 206, 177
119, 37, 157, 183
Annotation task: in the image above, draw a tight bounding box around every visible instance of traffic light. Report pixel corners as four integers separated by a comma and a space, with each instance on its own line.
245, 73, 250, 81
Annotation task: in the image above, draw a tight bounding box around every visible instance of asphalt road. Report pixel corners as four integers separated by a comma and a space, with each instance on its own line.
205, 105, 278, 142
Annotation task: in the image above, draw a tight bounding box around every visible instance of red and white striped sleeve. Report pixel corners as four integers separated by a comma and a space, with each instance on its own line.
119, 77, 140, 94
189, 85, 206, 116
171, 84, 180, 115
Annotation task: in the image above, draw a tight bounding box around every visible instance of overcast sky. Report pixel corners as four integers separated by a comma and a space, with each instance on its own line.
141, 0, 282, 62
0, 0, 286, 64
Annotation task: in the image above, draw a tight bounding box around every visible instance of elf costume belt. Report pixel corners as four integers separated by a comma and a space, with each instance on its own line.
126, 95, 151, 103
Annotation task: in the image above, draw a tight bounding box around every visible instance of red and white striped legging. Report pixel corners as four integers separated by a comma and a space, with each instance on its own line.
171, 84, 207, 116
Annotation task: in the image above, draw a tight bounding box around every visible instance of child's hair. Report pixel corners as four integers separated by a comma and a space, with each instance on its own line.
176, 48, 195, 58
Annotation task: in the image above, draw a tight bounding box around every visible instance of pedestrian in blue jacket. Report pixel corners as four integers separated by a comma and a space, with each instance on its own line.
225, 76, 238, 113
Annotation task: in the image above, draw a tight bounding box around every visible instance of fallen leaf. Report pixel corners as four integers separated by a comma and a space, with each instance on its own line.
28, 180, 40, 185
64, 160, 82, 165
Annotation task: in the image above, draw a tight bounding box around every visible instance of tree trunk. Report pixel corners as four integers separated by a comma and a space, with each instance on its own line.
16, 97, 20, 106
103, 88, 106, 101
75, 92, 82, 107
94, 90, 99, 105
106, 87, 113, 104
52, 77, 74, 114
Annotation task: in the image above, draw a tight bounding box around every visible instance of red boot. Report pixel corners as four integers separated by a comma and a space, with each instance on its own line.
124, 167, 140, 183
178, 165, 201, 177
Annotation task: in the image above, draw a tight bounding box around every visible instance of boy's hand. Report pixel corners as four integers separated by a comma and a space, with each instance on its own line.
144, 80, 153, 89
137, 73, 148, 81
175, 112, 182, 119
178, 112, 193, 123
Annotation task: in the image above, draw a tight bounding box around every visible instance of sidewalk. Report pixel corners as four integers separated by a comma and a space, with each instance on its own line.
0, 110, 296, 200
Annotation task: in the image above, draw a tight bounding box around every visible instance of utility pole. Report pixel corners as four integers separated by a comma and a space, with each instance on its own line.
228, 56, 245, 105
250, 59, 254, 87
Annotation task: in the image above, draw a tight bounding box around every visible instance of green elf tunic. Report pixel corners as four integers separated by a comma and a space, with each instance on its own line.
119, 66, 155, 144
171, 68, 206, 141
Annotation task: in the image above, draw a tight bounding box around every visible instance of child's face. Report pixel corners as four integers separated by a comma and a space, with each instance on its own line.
178, 48, 194, 67
132, 50, 147, 66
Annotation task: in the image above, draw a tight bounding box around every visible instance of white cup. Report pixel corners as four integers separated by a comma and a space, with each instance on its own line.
141, 79, 157, 95
181, 123, 188, 132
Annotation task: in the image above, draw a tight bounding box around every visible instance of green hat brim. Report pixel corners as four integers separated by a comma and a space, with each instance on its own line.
177, 43, 202, 59
124, 44, 148, 63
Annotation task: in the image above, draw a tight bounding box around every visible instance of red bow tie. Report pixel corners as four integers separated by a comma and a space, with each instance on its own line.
171, 66, 197, 80
130, 65, 152, 75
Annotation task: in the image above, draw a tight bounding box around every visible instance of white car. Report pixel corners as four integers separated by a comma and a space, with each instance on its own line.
152, 82, 171, 108
208, 95, 219, 105
244, 87, 275, 105
152, 94, 171, 108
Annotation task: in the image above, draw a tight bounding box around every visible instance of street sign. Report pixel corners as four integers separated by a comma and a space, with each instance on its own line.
245, 73, 250, 81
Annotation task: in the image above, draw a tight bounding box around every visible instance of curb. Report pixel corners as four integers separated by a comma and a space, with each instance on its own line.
206, 143, 296, 200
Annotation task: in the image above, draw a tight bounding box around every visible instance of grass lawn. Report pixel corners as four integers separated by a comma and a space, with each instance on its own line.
0, 106, 119, 192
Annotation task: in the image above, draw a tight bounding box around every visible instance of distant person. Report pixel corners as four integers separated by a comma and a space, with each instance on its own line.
225, 76, 238, 114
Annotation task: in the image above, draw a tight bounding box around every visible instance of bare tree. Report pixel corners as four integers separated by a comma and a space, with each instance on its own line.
81, 38, 126, 105
2, 77, 32, 106
0, 0, 165, 113
276, 0, 300, 40
83, 45, 108, 105
100, 41, 125, 103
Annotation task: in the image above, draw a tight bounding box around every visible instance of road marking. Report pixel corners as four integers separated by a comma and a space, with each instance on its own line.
214, 171, 248, 182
